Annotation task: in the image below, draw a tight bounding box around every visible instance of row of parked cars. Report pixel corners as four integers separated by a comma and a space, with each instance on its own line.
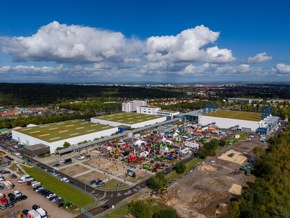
33, 184, 72, 209
0, 189, 28, 210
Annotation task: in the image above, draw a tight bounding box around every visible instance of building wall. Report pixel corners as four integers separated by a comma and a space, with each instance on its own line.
12, 127, 118, 153
130, 117, 167, 128
136, 106, 161, 115
199, 116, 259, 132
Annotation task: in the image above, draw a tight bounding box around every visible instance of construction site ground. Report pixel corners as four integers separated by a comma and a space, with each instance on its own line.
157, 136, 266, 218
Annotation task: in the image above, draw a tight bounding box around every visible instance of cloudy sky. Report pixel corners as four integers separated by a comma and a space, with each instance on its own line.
0, 0, 290, 83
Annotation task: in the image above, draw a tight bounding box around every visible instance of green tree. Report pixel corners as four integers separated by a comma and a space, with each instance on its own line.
153, 207, 178, 218
63, 141, 71, 148
219, 139, 226, 146
147, 172, 168, 190
128, 199, 152, 218
175, 161, 186, 174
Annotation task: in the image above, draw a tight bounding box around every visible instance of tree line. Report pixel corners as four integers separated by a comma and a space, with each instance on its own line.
227, 124, 290, 217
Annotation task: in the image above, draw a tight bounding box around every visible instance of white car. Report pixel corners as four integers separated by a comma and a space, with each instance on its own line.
77, 156, 85, 160
60, 177, 69, 183
47, 193, 56, 199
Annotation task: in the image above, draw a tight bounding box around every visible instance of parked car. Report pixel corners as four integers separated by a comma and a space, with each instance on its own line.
47, 193, 56, 199
0, 170, 10, 174
89, 180, 96, 185
117, 182, 125, 187
10, 174, 17, 179
8, 193, 15, 199
22, 209, 29, 216
32, 204, 40, 210
102, 204, 110, 210
7, 201, 14, 208
60, 177, 69, 183
52, 163, 60, 168
96, 180, 105, 187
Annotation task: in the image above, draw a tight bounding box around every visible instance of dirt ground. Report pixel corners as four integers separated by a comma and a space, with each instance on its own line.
218, 149, 247, 165
159, 137, 266, 218
83, 157, 151, 183
0, 169, 76, 218
60, 164, 91, 177
75, 171, 109, 184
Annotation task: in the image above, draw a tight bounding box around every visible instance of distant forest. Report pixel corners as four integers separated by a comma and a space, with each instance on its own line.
0, 83, 184, 107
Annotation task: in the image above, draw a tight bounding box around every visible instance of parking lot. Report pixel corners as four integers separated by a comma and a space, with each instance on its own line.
0, 156, 76, 218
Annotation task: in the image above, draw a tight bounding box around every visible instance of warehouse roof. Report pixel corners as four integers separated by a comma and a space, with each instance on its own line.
15, 120, 116, 142
94, 112, 163, 124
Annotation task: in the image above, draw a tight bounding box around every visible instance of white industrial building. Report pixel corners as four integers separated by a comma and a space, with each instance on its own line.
122, 100, 147, 112
136, 106, 161, 115
199, 115, 259, 132
157, 110, 180, 120
12, 124, 118, 153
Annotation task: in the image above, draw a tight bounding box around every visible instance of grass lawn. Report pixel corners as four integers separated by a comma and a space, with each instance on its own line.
166, 158, 202, 182
102, 179, 129, 191
22, 165, 95, 208
205, 110, 261, 121
103, 204, 129, 218
104, 198, 169, 218
9, 163, 25, 175
227, 133, 248, 142
96, 112, 163, 124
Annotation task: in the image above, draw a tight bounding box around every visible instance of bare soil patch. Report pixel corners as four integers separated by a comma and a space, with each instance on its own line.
60, 164, 91, 177
218, 149, 247, 165
228, 183, 242, 195
75, 170, 109, 184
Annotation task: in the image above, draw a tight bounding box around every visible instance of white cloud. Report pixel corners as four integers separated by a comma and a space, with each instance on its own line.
2, 22, 287, 82
276, 63, 290, 74
146, 25, 235, 64
247, 52, 272, 64
0, 21, 142, 64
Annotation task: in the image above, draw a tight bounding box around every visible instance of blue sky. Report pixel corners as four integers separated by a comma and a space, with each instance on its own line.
0, 0, 290, 83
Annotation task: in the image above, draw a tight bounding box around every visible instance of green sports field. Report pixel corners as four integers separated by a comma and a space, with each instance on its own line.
95, 112, 163, 124
205, 110, 261, 121
16, 120, 115, 142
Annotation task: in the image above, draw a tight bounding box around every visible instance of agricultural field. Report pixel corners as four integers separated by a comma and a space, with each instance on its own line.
15, 120, 115, 142
205, 110, 261, 121
96, 112, 163, 124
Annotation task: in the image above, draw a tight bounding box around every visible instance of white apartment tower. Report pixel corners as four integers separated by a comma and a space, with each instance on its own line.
122, 100, 147, 112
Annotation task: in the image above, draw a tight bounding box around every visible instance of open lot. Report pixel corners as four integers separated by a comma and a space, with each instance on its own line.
205, 110, 261, 121
15, 120, 115, 142
75, 171, 109, 184
60, 164, 91, 177
159, 137, 266, 217
96, 112, 163, 124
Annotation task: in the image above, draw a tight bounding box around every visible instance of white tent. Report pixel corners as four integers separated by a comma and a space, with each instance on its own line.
134, 140, 146, 146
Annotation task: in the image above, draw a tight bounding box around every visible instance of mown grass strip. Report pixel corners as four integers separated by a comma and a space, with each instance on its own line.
22, 165, 95, 208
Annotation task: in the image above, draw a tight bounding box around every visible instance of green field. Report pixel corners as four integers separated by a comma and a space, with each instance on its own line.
16, 120, 115, 142
22, 165, 95, 208
205, 110, 261, 121
95, 112, 163, 124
